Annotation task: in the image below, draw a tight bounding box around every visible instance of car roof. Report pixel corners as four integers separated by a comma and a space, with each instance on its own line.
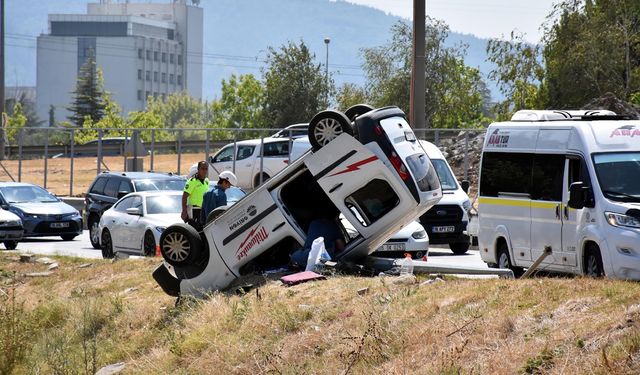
97, 171, 184, 180
126, 191, 183, 197
0, 182, 45, 188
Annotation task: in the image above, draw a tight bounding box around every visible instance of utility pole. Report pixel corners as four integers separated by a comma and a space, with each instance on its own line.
0, 0, 5, 160
410, 0, 426, 129
324, 37, 330, 108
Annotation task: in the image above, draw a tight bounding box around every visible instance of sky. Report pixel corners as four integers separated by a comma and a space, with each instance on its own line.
343, 0, 558, 43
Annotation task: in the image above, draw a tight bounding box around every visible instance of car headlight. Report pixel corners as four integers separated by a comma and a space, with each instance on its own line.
605, 212, 640, 228
412, 229, 427, 239
155, 226, 167, 233
462, 199, 472, 211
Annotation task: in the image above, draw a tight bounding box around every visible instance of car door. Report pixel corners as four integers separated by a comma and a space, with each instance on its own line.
107, 196, 134, 250
561, 156, 592, 270
120, 195, 144, 252
302, 133, 416, 260
262, 140, 291, 177
234, 145, 258, 188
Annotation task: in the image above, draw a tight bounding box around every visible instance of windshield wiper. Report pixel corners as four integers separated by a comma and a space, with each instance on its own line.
602, 190, 640, 202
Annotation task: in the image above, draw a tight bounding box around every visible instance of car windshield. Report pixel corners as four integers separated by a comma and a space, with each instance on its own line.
593, 152, 640, 202
134, 179, 185, 191
146, 195, 182, 214
431, 159, 458, 191
0, 185, 58, 203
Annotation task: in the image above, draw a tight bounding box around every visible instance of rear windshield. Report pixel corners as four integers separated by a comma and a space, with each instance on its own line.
405, 153, 440, 192
134, 179, 185, 192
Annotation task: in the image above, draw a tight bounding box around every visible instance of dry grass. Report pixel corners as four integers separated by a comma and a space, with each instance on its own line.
2, 253, 640, 374
0, 153, 206, 197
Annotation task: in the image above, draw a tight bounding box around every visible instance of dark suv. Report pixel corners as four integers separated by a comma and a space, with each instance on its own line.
85, 171, 186, 248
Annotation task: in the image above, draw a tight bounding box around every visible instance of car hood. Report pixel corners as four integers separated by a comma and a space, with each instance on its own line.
12, 201, 77, 215
0, 208, 21, 222
146, 213, 182, 227
390, 221, 425, 239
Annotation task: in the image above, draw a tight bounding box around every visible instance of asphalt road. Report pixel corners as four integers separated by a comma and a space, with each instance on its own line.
6, 230, 489, 271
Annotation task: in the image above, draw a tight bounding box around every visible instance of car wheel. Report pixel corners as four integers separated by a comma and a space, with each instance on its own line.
253, 173, 270, 188
584, 244, 604, 277
497, 242, 523, 278
4, 241, 18, 250
159, 223, 203, 267
89, 215, 101, 249
143, 230, 156, 257
61, 234, 77, 241
450, 242, 470, 255
308, 110, 353, 150
101, 229, 114, 259
344, 104, 374, 121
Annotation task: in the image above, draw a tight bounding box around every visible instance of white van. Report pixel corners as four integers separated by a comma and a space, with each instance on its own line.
478, 109, 640, 279
417, 140, 472, 254
154, 106, 442, 296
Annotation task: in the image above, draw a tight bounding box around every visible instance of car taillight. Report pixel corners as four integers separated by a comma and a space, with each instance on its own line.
283, 160, 289, 164
390, 152, 409, 180
375, 125, 383, 135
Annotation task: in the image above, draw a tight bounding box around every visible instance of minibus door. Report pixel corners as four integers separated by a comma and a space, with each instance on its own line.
560, 157, 589, 269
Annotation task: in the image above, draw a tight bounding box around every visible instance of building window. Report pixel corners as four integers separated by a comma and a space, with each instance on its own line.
162, 73, 167, 83
170, 53, 175, 64
154, 51, 159, 61
145, 91, 150, 100
169, 74, 175, 84
145, 70, 150, 81
138, 48, 143, 59
177, 75, 182, 85
162, 52, 167, 63
137, 69, 142, 80
146, 50, 151, 60
178, 54, 182, 65
153, 92, 158, 99
162, 93, 166, 101
137, 90, 143, 101
154, 72, 158, 82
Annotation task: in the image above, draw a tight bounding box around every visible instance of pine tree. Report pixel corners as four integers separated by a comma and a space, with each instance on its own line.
67, 52, 106, 126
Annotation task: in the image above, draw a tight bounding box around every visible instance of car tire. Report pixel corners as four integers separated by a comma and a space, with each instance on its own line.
253, 173, 270, 188
143, 230, 156, 257
159, 223, 203, 267
61, 234, 77, 241
308, 110, 353, 150
497, 242, 523, 278
101, 229, 114, 259
89, 215, 101, 249
4, 241, 18, 250
584, 244, 604, 277
450, 242, 470, 255
344, 104, 374, 121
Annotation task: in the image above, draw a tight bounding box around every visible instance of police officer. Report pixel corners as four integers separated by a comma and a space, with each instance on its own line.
182, 161, 209, 226
201, 170, 237, 224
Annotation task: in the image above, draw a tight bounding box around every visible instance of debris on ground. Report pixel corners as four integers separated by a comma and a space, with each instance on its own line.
76, 263, 93, 269
120, 287, 138, 295
25, 271, 53, 277
36, 257, 55, 265
47, 262, 59, 271
95, 362, 126, 375
421, 277, 445, 286
280, 271, 325, 286
357, 287, 369, 296
391, 274, 417, 285
19, 254, 36, 263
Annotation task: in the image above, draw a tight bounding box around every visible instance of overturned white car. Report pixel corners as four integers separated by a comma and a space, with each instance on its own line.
153, 105, 443, 296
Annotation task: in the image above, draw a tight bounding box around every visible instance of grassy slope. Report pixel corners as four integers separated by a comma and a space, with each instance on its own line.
2, 253, 640, 374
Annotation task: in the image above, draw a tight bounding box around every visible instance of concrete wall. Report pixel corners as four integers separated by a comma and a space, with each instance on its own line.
96, 37, 141, 116
36, 36, 78, 123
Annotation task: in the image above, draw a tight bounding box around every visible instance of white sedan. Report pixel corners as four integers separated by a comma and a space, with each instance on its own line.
99, 191, 183, 258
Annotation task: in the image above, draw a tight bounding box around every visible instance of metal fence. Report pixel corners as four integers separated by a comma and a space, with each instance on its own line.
0, 126, 487, 197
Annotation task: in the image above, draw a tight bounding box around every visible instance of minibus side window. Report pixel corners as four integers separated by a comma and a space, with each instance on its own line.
344, 179, 399, 227
480, 152, 532, 197
531, 154, 564, 201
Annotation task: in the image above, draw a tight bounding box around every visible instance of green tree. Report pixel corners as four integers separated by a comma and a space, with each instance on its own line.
67, 53, 106, 126
211, 74, 265, 129
336, 83, 369, 111
486, 31, 545, 119
6, 102, 27, 144
146, 92, 208, 128
72, 92, 126, 144
262, 40, 333, 127
362, 19, 489, 128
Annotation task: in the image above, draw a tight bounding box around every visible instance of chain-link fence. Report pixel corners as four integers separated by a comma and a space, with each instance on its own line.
0, 126, 487, 197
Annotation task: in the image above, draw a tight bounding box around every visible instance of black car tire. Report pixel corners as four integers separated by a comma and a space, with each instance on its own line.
450, 242, 470, 255
89, 215, 101, 249
4, 241, 17, 250
308, 110, 353, 150
61, 234, 77, 241
497, 242, 523, 278
159, 223, 203, 267
206, 206, 228, 225
101, 229, 114, 259
344, 104, 374, 121
143, 230, 156, 257
584, 243, 604, 277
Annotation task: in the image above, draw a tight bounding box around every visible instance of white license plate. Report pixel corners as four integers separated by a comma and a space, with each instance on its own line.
432, 225, 455, 233
50, 222, 69, 228
381, 243, 406, 252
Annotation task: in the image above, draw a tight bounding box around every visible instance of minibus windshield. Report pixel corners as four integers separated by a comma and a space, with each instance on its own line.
431, 159, 458, 190
593, 152, 640, 202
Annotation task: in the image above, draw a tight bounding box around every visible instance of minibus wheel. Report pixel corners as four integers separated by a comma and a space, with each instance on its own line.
584, 244, 604, 277
160, 223, 203, 267
497, 242, 523, 277
344, 104, 374, 121
308, 110, 353, 150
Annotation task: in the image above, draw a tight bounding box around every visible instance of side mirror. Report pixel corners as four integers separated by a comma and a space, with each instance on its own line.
568, 182, 589, 209
460, 180, 470, 194
126, 207, 142, 216
1, 205, 8, 210
117, 191, 130, 199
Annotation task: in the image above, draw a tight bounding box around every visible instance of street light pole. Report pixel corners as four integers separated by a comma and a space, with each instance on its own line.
324, 37, 330, 108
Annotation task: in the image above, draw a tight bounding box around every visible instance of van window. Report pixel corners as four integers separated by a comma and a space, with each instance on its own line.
236, 145, 255, 160
531, 154, 564, 201
431, 159, 457, 190
118, 180, 133, 195
345, 179, 399, 226
213, 146, 234, 162
405, 153, 440, 192
263, 141, 289, 157
104, 178, 121, 197
480, 152, 532, 197
90, 177, 107, 195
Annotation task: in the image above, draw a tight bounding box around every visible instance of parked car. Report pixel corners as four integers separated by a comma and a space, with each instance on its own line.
0, 182, 82, 240
0, 208, 23, 250
85, 171, 186, 249
187, 137, 311, 190
154, 105, 442, 297
342, 217, 429, 260
272, 123, 309, 139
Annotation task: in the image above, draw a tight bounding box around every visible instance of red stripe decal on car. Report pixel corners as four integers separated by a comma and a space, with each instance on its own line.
328, 155, 378, 177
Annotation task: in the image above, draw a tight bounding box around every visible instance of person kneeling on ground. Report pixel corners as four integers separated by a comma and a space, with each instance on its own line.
200, 170, 237, 224
290, 216, 346, 269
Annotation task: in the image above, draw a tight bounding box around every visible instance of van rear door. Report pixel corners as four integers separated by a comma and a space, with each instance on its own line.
303, 133, 415, 258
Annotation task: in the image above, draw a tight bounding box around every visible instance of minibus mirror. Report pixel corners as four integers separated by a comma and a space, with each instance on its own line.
460, 180, 470, 194
568, 182, 586, 209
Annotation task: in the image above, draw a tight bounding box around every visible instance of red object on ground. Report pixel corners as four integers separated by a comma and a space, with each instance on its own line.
280, 271, 326, 286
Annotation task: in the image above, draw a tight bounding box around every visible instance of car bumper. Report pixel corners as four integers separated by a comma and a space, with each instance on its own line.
22, 217, 83, 237
0, 228, 23, 241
